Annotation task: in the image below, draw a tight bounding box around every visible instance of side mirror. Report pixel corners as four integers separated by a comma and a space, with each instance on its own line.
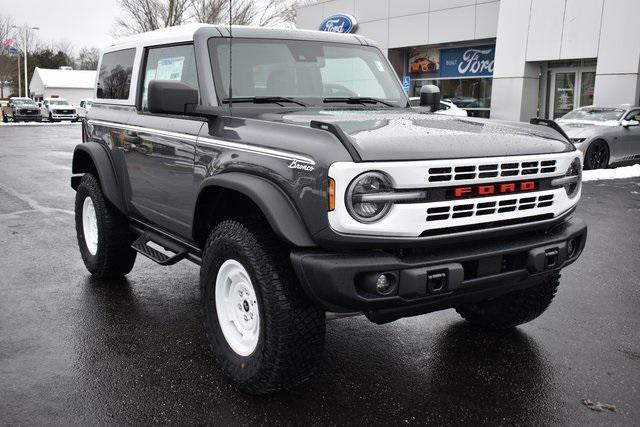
419, 84, 441, 112
148, 80, 198, 115
622, 119, 640, 127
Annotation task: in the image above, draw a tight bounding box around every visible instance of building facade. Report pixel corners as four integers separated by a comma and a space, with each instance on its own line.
296, 0, 640, 121
29, 67, 97, 106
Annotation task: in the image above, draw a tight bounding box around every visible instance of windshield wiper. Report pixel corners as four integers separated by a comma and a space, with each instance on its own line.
322, 97, 395, 107
221, 96, 307, 107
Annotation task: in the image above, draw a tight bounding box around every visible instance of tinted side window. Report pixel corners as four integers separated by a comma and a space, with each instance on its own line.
97, 48, 136, 100
141, 44, 199, 111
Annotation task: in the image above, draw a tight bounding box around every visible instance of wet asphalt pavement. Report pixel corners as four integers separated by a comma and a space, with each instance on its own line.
1, 124, 639, 425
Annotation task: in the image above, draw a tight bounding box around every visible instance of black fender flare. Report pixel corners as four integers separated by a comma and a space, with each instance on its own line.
194, 173, 316, 248
71, 142, 126, 213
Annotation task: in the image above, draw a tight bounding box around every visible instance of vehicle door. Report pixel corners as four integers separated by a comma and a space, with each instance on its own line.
124, 43, 204, 238
618, 109, 640, 162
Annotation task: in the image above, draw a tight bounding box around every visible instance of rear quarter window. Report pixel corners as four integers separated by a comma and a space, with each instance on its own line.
97, 48, 136, 100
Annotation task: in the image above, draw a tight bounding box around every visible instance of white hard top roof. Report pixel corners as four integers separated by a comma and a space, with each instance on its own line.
104, 23, 372, 51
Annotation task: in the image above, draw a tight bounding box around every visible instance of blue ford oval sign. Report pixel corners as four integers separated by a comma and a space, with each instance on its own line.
319, 14, 358, 33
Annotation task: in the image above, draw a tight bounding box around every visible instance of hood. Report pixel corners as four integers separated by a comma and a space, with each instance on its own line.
248, 108, 574, 161
558, 120, 614, 139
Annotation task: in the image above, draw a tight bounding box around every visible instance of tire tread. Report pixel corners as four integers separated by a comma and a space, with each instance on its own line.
75, 174, 136, 278
200, 218, 325, 394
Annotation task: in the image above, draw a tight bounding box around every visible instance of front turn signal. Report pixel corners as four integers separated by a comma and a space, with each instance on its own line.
328, 178, 335, 211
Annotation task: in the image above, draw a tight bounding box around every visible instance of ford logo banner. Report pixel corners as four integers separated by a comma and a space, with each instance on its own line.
439, 45, 495, 78
319, 14, 358, 33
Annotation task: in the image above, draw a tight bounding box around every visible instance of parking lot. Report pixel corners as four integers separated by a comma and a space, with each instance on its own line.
1, 123, 639, 425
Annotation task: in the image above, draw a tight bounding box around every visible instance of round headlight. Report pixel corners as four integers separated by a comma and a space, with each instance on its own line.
565, 157, 582, 198
346, 171, 393, 223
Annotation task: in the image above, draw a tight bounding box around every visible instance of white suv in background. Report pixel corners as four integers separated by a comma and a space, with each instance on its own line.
40, 98, 78, 122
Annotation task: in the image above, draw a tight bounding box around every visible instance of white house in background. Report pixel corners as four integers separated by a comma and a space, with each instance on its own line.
29, 67, 96, 106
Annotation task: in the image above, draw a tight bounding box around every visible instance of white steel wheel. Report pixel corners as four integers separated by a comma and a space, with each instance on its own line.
82, 196, 98, 255
215, 259, 260, 356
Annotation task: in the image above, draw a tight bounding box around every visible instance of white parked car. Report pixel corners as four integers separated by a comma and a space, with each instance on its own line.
40, 98, 78, 122
409, 97, 468, 117
77, 99, 94, 119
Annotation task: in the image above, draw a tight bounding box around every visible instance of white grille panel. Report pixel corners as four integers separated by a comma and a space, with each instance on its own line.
428, 160, 557, 182
426, 194, 554, 222
328, 152, 582, 237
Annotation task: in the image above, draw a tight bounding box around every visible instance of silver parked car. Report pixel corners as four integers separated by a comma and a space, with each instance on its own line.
557, 106, 640, 169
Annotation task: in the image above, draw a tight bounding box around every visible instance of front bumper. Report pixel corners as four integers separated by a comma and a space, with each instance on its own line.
14, 115, 42, 122
291, 218, 587, 323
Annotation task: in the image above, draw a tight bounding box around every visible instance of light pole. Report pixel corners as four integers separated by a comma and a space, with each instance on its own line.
11, 25, 39, 98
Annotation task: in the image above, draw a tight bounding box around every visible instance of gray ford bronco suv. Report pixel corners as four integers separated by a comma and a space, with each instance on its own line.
72, 24, 587, 394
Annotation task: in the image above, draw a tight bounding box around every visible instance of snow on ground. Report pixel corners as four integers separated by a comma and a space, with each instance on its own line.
0, 121, 80, 127
582, 164, 640, 181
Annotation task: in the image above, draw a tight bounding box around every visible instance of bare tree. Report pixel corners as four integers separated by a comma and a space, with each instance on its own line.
0, 13, 11, 43
0, 14, 18, 98
77, 47, 100, 70
53, 39, 77, 67
114, 0, 309, 36
258, 0, 298, 27
113, 0, 190, 35
189, 0, 254, 25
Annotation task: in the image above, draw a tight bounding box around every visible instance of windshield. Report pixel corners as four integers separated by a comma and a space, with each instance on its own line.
559, 107, 625, 122
209, 38, 407, 107
49, 100, 69, 105
12, 99, 36, 106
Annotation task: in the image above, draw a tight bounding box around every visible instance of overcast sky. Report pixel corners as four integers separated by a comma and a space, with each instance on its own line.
2, 0, 120, 52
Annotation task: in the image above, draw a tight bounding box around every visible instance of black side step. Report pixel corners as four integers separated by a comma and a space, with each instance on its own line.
131, 232, 188, 266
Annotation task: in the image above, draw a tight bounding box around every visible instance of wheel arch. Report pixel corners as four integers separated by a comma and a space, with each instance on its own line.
71, 143, 126, 213
192, 173, 316, 249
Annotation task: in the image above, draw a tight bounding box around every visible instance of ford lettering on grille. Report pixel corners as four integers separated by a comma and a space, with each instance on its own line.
450, 180, 537, 199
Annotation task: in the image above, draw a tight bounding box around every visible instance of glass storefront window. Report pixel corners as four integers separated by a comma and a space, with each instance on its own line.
553, 72, 575, 119
410, 77, 492, 118
580, 71, 596, 107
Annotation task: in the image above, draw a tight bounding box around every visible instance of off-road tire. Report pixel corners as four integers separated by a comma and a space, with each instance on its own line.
200, 219, 326, 394
75, 173, 137, 278
456, 273, 560, 329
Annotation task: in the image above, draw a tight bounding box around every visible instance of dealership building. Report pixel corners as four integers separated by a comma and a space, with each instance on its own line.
296, 0, 640, 121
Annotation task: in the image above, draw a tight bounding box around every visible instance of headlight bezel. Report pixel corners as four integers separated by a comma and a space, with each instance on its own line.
345, 171, 394, 223
565, 157, 582, 198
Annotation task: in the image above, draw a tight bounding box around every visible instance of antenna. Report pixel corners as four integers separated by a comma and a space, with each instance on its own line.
228, 0, 233, 114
